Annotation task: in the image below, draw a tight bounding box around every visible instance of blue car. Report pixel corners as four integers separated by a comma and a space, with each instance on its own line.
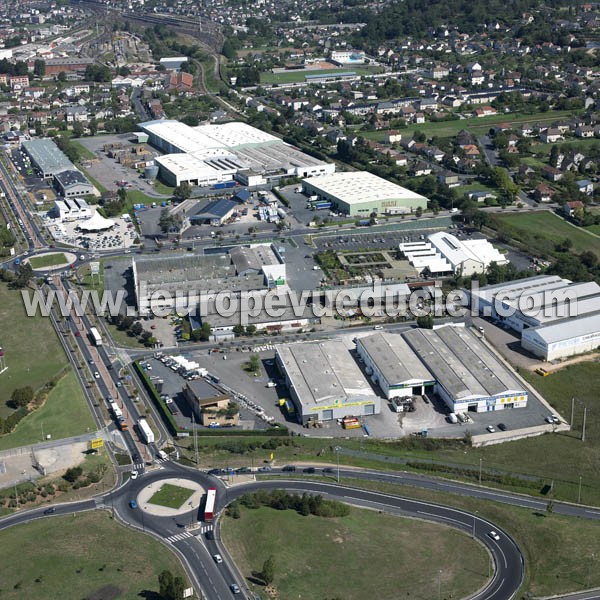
129, 500, 138, 509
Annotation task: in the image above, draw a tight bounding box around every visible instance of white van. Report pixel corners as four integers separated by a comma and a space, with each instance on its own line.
448, 413, 459, 424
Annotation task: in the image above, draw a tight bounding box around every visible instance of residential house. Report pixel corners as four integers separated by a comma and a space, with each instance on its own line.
543, 166, 563, 182
438, 171, 460, 187
533, 183, 554, 203
575, 125, 595, 138
563, 200, 585, 217
383, 130, 402, 144
474, 106, 497, 118
468, 191, 496, 203
576, 179, 594, 195
539, 128, 563, 143
65, 106, 88, 123
410, 162, 432, 176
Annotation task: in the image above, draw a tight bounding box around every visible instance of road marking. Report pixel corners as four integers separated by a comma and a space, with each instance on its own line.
166, 531, 193, 543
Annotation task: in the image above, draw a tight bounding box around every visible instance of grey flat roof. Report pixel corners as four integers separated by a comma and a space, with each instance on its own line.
22, 139, 73, 174
54, 169, 91, 188
186, 379, 228, 403
402, 326, 525, 401
358, 332, 433, 386
525, 311, 600, 345
276, 340, 377, 408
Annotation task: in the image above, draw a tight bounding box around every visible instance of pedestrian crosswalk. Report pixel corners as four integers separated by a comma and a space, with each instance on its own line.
166, 525, 213, 544
166, 531, 193, 543
132, 462, 145, 472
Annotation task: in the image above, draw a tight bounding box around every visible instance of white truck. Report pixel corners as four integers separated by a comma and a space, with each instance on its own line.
137, 417, 155, 444
448, 413, 459, 424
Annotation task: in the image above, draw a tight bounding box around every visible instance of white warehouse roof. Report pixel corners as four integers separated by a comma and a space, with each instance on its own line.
141, 120, 225, 153
195, 122, 280, 148
428, 231, 508, 271
303, 171, 428, 206
524, 312, 600, 345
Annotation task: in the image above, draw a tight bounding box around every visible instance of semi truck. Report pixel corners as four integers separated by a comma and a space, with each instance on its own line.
89, 327, 102, 346
204, 488, 217, 522
137, 417, 155, 444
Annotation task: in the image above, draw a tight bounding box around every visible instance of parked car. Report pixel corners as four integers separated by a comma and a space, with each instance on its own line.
303, 467, 315, 473
486, 425, 496, 433
282, 465, 296, 472
258, 466, 272, 472
497, 423, 507, 431
322, 467, 334, 474
236, 467, 252, 474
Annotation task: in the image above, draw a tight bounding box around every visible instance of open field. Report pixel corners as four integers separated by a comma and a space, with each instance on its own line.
221, 504, 488, 600
301, 476, 600, 597
70, 140, 96, 161
185, 362, 600, 504
494, 211, 600, 257
149, 483, 194, 509
360, 109, 582, 140
260, 65, 382, 84
28, 254, 68, 269
0, 370, 95, 450
0, 284, 68, 419
0, 511, 187, 600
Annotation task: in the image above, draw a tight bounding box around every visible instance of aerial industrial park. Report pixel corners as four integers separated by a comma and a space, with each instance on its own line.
1, 0, 600, 599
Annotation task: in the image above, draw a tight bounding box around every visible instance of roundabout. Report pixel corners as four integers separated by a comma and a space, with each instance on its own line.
25, 251, 78, 271
134, 477, 205, 517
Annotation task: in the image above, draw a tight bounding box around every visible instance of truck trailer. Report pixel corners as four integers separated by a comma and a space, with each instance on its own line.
137, 417, 155, 444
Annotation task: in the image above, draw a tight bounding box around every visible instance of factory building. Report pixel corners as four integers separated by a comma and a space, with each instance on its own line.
356, 332, 435, 399
53, 169, 95, 198
22, 139, 74, 178
402, 326, 528, 414
276, 340, 381, 425
139, 120, 334, 186
400, 231, 508, 277
301, 171, 428, 217
521, 313, 600, 361
470, 275, 600, 361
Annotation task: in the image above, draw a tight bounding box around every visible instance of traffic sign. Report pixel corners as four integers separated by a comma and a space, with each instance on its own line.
91, 438, 104, 449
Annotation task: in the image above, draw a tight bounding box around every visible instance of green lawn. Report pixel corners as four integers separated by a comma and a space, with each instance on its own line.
260, 65, 382, 84
0, 284, 69, 419
0, 511, 187, 600
148, 483, 195, 509
303, 476, 600, 598
360, 109, 582, 140
70, 140, 96, 161
495, 211, 600, 257
221, 504, 488, 600
28, 254, 68, 269
0, 370, 95, 450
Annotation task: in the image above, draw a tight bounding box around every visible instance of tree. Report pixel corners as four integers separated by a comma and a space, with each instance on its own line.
33, 59, 46, 78
131, 322, 144, 336
63, 466, 83, 483
232, 324, 245, 336
8, 386, 34, 409
416, 314, 433, 329
159, 208, 178, 234
415, 206, 423, 218
158, 569, 185, 600
11, 262, 33, 289
57, 71, 67, 82
173, 182, 192, 203
72, 121, 84, 138
222, 39, 237, 60
260, 555, 275, 586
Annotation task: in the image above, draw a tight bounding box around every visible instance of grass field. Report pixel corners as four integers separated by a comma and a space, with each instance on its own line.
0, 511, 187, 600
70, 140, 96, 161
360, 109, 582, 141
313, 476, 600, 597
260, 65, 381, 84
495, 211, 600, 257
148, 483, 194, 509
0, 370, 95, 450
222, 504, 488, 599
0, 284, 68, 419
28, 254, 68, 269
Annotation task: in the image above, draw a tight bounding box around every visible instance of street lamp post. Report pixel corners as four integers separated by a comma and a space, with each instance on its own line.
588, 553, 595, 588
578, 475, 582, 504
335, 446, 341, 483
479, 457, 483, 485
438, 569, 442, 600
472, 511, 477, 538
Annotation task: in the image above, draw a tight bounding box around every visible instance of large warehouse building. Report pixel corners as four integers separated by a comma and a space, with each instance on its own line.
470, 275, 600, 360
356, 332, 435, 399
301, 171, 428, 217
22, 139, 74, 178
139, 120, 335, 186
276, 340, 381, 425
402, 326, 528, 414
400, 231, 508, 277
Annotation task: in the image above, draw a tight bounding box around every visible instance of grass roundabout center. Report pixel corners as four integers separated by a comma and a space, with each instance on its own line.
135, 478, 205, 517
